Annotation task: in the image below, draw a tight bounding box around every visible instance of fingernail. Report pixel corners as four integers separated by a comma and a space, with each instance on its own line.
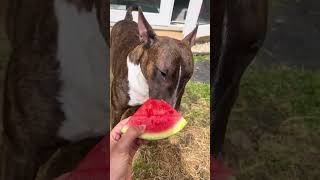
114, 134, 121, 141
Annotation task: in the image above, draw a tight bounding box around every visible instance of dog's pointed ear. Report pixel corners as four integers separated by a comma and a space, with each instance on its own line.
183, 24, 198, 47
138, 8, 156, 46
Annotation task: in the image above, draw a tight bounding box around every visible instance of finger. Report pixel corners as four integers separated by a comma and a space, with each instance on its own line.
117, 125, 146, 151
110, 117, 131, 142
111, 133, 121, 142
111, 117, 131, 134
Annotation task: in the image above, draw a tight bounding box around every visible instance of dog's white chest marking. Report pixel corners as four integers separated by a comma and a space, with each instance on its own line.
127, 57, 149, 106
55, 0, 108, 141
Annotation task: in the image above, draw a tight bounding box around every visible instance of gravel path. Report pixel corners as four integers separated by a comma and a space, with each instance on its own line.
192, 42, 210, 55
191, 59, 210, 84
190, 41, 210, 84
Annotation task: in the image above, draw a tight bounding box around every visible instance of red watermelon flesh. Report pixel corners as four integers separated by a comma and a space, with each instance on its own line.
121, 99, 187, 140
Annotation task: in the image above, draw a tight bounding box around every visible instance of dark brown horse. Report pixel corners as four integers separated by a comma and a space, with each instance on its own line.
211, 0, 269, 157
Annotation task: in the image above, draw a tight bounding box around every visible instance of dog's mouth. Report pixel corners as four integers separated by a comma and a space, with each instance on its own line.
150, 96, 178, 110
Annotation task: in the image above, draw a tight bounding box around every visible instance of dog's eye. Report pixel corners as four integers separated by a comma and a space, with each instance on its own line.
159, 70, 167, 78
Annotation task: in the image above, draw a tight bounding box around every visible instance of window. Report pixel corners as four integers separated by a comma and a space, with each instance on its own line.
110, 0, 175, 26
110, 0, 210, 38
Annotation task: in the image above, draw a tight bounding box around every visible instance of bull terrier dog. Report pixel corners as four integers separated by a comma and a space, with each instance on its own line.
1, 0, 109, 179
110, 8, 198, 127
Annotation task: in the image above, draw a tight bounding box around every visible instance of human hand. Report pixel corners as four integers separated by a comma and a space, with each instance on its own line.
110, 117, 147, 180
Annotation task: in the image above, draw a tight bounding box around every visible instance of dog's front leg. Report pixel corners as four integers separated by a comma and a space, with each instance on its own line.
110, 77, 131, 128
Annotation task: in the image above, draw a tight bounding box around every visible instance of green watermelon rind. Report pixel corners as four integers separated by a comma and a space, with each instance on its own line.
121, 117, 188, 140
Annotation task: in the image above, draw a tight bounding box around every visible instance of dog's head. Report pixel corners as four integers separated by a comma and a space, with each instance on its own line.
127, 9, 198, 109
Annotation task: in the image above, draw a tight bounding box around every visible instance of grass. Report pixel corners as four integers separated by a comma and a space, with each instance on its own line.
182, 82, 210, 127
193, 55, 209, 63
132, 82, 210, 179
225, 63, 320, 179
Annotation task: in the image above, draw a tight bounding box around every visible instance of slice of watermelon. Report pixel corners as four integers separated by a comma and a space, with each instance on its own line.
121, 99, 187, 140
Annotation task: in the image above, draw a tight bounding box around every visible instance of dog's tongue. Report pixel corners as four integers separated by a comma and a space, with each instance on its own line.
60, 135, 109, 180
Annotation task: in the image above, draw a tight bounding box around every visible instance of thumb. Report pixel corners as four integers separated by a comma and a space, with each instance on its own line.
117, 125, 146, 151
